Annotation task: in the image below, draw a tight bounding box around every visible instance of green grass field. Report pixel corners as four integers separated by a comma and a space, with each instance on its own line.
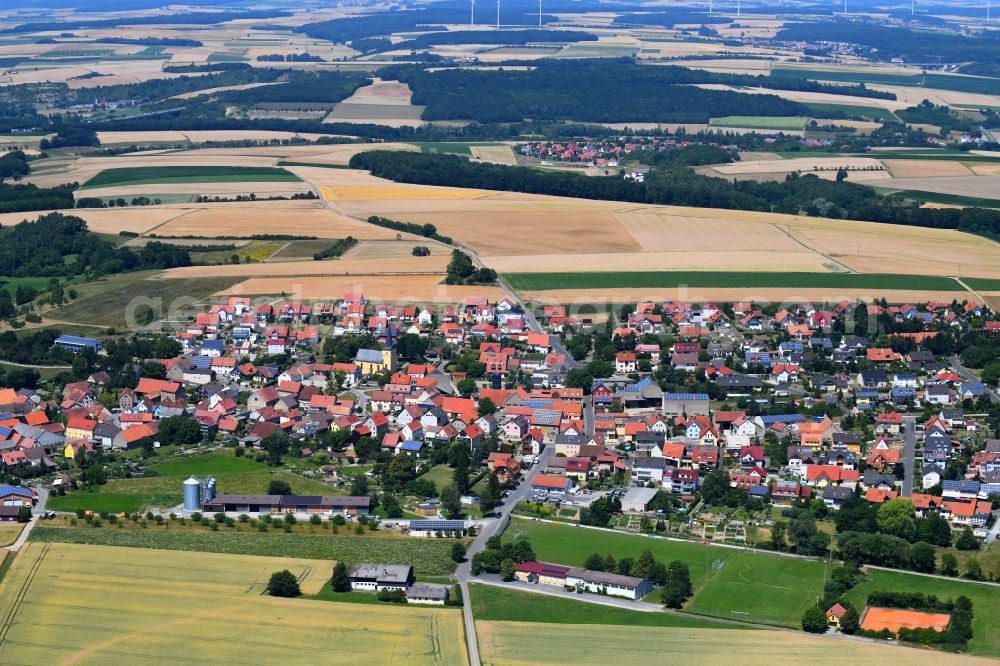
46, 490, 182, 513
469, 583, 738, 628
50, 452, 340, 513
802, 102, 898, 122
82, 166, 300, 189
47, 273, 242, 327
505, 519, 827, 628
709, 115, 807, 130
844, 568, 1000, 657
504, 271, 962, 292
418, 464, 456, 493
147, 452, 265, 476
30, 525, 460, 574
0, 276, 51, 299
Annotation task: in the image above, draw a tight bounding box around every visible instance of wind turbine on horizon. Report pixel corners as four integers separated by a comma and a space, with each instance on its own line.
471, 0, 476, 26
539, 0, 543, 27
497, 0, 501, 29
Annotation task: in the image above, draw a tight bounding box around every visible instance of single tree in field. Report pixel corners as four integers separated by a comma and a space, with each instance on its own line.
840, 603, 860, 634
660, 560, 692, 608
330, 561, 351, 592
500, 558, 516, 582
268, 479, 292, 495
801, 605, 828, 633
266, 570, 301, 597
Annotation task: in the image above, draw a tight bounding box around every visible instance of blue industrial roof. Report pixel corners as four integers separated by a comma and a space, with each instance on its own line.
758, 414, 806, 425
409, 520, 465, 531
0, 484, 32, 499
663, 393, 709, 401
524, 398, 554, 408
55, 335, 98, 345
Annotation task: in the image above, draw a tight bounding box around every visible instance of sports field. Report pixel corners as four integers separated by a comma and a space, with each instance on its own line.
82, 166, 301, 189
475, 621, 990, 666
0, 542, 467, 665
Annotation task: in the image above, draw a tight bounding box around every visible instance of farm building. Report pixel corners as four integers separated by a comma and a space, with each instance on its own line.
566, 568, 652, 600
53, 335, 103, 353
0, 485, 36, 507
407, 519, 466, 536
515, 561, 571, 586
406, 583, 450, 605
201, 494, 370, 516
0, 506, 22, 522
621, 487, 658, 513
349, 563, 414, 592
531, 475, 574, 494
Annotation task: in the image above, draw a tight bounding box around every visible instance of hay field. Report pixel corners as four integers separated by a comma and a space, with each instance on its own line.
883, 160, 974, 177
218, 275, 507, 303
880, 176, 1000, 199
693, 83, 908, 111
470, 145, 518, 165
325, 78, 426, 128
969, 163, 1000, 176
342, 240, 451, 260
0, 207, 184, 234
23, 153, 281, 189
0, 542, 467, 665
151, 205, 403, 240
475, 621, 991, 666
704, 156, 888, 183
309, 168, 1000, 281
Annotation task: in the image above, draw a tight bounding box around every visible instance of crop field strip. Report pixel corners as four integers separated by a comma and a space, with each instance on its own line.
29, 525, 460, 575
0, 543, 467, 665
474, 621, 991, 666
82, 166, 301, 189
504, 271, 965, 292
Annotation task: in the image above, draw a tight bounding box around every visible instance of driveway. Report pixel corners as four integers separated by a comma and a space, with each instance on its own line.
456, 444, 556, 665
6, 485, 49, 553
901, 416, 916, 497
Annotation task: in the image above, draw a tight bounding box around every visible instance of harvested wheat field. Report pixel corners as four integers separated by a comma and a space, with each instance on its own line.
96, 130, 335, 145
82, 181, 308, 198
692, 83, 908, 110
708, 156, 886, 176
968, 163, 1000, 176
151, 206, 403, 240
882, 159, 974, 178
320, 184, 491, 201
0, 207, 186, 234
325, 78, 426, 127
470, 145, 519, 165
317, 173, 1000, 279
342, 239, 451, 260
475, 621, 990, 666
487, 250, 831, 274
880, 175, 1000, 199
0, 542, 467, 665
219, 275, 507, 303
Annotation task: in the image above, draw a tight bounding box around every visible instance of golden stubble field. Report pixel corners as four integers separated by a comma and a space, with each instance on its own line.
0, 542, 467, 665
475, 621, 993, 666
313, 168, 1000, 281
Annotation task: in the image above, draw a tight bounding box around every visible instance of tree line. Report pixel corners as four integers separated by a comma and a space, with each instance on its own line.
0, 212, 191, 278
